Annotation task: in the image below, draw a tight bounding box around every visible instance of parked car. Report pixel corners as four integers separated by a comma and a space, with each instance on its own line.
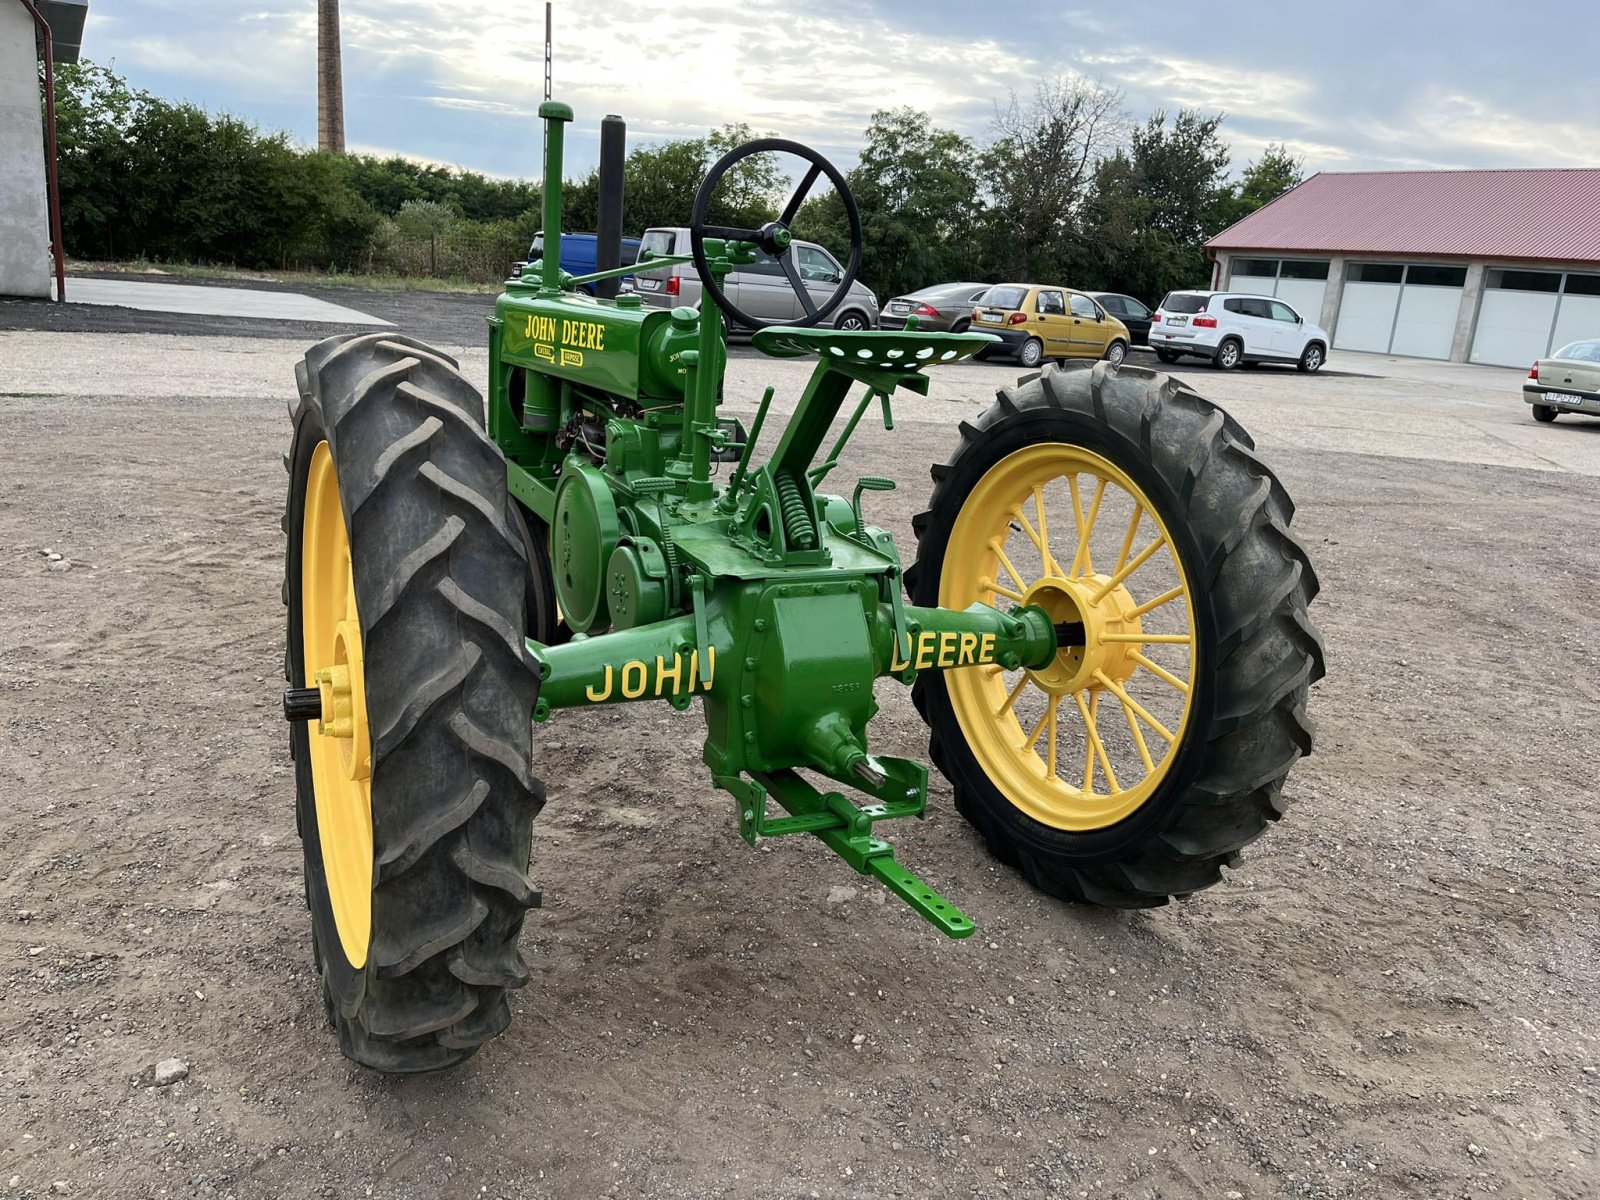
968, 283, 1132, 369
1150, 291, 1329, 372
878, 281, 991, 332
630, 226, 878, 331
511, 232, 643, 292
1525, 338, 1600, 422
1086, 292, 1154, 346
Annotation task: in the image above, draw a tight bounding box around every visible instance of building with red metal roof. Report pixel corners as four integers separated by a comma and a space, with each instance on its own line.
1202, 169, 1600, 367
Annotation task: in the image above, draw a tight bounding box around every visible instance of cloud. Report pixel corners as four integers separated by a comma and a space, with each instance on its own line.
83, 0, 1600, 181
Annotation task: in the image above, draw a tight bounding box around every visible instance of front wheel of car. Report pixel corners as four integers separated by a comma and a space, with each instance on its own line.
835, 311, 870, 332
1103, 340, 1127, 368
952, 319, 971, 335
1214, 339, 1242, 371
1533, 404, 1558, 423
1297, 343, 1325, 373
1018, 338, 1044, 369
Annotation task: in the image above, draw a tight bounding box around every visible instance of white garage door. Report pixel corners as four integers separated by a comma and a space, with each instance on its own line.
1335, 263, 1403, 352
1227, 258, 1329, 324
1336, 263, 1466, 358
1473, 270, 1600, 366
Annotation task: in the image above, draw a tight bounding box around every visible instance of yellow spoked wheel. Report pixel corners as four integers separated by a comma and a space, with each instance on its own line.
299, 442, 374, 967
941, 443, 1196, 832
909, 364, 1324, 908
285, 332, 542, 1073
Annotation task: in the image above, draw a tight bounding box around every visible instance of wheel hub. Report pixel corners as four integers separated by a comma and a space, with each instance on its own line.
314, 618, 371, 783
1022, 574, 1143, 696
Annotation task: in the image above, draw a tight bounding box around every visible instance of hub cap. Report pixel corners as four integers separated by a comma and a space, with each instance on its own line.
301, 442, 373, 966
941, 444, 1197, 830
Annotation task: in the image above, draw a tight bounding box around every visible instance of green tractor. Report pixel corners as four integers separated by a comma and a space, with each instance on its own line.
281, 102, 1324, 1072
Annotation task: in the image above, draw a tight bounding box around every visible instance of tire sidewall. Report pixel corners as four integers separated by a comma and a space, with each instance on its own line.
1300, 343, 1324, 373
912, 396, 1218, 864
286, 402, 367, 1016
1106, 341, 1127, 367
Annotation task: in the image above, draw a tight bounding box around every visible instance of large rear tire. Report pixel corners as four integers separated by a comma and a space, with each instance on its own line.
285, 332, 542, 1072
907, 362, 1324, 907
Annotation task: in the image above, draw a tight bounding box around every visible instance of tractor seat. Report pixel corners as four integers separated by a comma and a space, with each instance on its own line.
751, 326, 999, 372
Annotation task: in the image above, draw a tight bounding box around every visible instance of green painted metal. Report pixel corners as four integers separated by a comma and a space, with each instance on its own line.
493, 99, 1023, 936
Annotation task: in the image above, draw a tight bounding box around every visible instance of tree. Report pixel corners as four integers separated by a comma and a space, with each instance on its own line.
1075, 108, 1234, 303
980, 77, 1126, 280
1205, 141, 1307, 232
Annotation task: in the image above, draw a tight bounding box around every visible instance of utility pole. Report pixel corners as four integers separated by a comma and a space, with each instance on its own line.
317, 0, 346, 153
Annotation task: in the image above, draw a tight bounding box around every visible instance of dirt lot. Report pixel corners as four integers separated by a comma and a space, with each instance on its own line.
1, 290, 1597, 1200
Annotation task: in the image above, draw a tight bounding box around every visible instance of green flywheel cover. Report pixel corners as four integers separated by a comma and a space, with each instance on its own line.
553, 463, 619, 631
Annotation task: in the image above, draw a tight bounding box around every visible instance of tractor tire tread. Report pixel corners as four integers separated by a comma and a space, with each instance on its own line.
285, 332, 541, 1072
908, 361, 1322, 908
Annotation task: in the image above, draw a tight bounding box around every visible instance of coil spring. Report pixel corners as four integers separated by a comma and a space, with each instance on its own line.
775, 471, 816, 551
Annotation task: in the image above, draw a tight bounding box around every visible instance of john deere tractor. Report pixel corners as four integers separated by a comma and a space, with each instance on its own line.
281, 102, 1324, 1072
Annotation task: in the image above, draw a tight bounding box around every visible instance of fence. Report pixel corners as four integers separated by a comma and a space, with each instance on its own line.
364, 223, 530, 283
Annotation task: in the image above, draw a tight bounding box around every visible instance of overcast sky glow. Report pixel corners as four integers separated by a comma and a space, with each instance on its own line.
90, 1, 1600, 183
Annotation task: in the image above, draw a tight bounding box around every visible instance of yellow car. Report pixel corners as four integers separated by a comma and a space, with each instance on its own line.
970, 283, 1132, 369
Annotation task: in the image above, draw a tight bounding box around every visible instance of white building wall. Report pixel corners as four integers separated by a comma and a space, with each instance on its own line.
0, 3, 51, 298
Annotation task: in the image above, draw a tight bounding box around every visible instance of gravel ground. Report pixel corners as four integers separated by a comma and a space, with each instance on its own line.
0, 292, 1596, 1200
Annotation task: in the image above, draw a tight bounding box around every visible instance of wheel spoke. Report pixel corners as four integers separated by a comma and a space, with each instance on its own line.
1075, 691, 1120, 792
989, 538, 1028, 591
702, 224, 763, 244
1118, 690, 1156, 773
981, 577, 1025, 603
1128, 584, 1184, 619
1113, 504, 1143, 574
1131, 650, 1189, 694
1012, 506, 1047, 567
780, 162, 823, 225
1024, 695, 1057, 752
781, 253, 818, 316
1045, 697, 1059, 779
1092, 670, 1175, 743
1090, 535, 1166, 602
1032, 486, 1064, 577
1102, 632, 1192, 644
998, 673, 1029, 716
1069, 475, 1106, 578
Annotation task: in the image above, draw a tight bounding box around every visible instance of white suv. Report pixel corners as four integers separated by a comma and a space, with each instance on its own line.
1150, 291, 1330, 372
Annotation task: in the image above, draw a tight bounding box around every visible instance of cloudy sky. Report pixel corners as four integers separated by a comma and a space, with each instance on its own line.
90, 1, 1600, 182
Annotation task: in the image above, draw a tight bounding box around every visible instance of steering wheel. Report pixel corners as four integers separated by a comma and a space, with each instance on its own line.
690, 138, 863, 331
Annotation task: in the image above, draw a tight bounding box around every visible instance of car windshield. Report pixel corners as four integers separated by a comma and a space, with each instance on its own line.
639, 230, 676, 262
1160, 293, 1209, 314
981, 285, 1029, 310
1553, 339, 1600, 363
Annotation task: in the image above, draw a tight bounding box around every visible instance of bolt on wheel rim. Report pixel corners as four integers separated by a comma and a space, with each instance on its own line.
941, 444, 1197, 831
301, 441, 373, 966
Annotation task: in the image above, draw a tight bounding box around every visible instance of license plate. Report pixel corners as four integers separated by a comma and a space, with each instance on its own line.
1546, 391, 1583, 404
890, 302, 910, 314
1166, 315, 1188, 325
636, 278, 660, 290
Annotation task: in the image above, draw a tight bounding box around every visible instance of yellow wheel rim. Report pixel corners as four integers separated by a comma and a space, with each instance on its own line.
301, 441, 373, 967
941, 443, 1197, 831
